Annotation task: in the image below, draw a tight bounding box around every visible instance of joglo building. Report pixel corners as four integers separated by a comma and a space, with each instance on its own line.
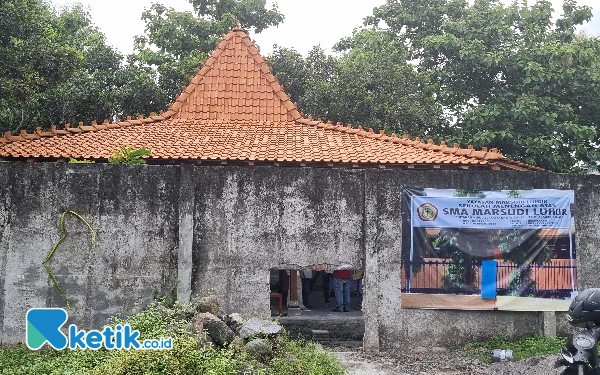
1, 25, 599, 351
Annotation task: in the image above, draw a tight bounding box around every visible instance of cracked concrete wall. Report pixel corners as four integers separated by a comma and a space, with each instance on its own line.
192, 167, 365, 316
2, 163, 600, 350
190, 167, 600, 350
0, 163, 179, 344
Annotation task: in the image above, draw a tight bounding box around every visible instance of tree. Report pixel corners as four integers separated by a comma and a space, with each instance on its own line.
0, 0, 78, 132
269, 28, 444, 137
46, 5, 123, 126
0, 0, 123, 132
331, 28, 444, 136
267, 45, 311, 110
366, 0, 600, 172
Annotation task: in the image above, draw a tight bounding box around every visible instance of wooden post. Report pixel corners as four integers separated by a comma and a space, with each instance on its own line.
289, 270, 299, 304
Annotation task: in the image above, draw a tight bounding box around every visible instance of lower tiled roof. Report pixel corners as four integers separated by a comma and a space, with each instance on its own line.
0, 117, 543, 170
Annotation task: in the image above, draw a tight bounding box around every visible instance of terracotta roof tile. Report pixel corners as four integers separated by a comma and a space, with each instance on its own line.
0, 27, 543, 171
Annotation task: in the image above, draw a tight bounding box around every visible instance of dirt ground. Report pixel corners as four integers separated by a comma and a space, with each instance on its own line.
333, 347, 568, 375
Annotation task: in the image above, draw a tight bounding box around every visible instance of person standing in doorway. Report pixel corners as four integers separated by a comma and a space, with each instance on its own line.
300, 269, 314, 310
332, 268, 352, 312
278, 270, 289, 309
323, 270, 333, 307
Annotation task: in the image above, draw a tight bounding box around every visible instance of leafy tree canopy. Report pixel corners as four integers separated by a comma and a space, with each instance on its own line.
365, 0, 600, 172
269, 28, 445, 137
0, 0, 123, 133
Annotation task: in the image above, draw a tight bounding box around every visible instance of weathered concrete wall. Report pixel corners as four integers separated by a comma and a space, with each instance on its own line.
0, 163, 180, 344
192, 167, 364, 315
1, 163, 600, 351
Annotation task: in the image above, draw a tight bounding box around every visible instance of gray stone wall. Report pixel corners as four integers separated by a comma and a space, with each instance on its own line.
192, 167, 364, 315
1, 163, 599, 351
0, 163, 180, 344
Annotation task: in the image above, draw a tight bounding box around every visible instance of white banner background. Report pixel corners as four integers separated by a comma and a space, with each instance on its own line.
411, 196, 572, 229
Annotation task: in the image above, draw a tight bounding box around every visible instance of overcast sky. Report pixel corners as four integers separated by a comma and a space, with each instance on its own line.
48, 0, 600, 56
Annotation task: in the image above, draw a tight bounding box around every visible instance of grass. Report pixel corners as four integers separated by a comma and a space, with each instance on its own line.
464, 335, 567, 363
0, 301, 345, 375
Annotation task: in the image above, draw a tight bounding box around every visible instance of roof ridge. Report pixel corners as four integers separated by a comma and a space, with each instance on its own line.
293, 117, 543, 169
0, 113, 167, 143
0, 26, 544, 172
164, 28, 302, 122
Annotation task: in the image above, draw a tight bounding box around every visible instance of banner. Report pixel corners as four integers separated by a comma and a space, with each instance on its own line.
412, 196, 572, 229
402, 188, 576, 311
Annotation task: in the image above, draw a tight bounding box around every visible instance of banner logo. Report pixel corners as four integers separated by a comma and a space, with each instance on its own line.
417, 202, 438, 221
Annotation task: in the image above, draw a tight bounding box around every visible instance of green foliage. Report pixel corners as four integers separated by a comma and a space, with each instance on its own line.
127, 0, 284, 113
432, 227, 552, 295
0, 301, 345, 375
433, 229, 479, 292
69, 158, 95, 163
0, 0, 285, 134
108, 146, 152, 164
427, 189, 553, 295
464, 335, 567, 363
507, 190, 521, 198
507, 268, 535, 297
268, 337, 345, 375
269, 28, 444, 137
0, 0, 123, 133
153, 278, 180, 309
453, 190, 485, 198
189, 0, 284, 33
366, 0, 600, 171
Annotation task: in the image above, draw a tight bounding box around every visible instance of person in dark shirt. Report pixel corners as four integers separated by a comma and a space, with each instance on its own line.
300, 269, 314, 310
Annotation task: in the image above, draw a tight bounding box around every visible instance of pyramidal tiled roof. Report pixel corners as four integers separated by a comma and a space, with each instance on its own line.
0, 25, 542, 171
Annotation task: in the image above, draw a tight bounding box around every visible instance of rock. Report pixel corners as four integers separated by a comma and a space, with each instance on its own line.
192, 295, 220, 316
204, 320, 236, 347
225, 313, 246, 334
245, 338, 273, 359
192, 312, 220, 332
239, 318, 283, 339
183, 322, 194, 334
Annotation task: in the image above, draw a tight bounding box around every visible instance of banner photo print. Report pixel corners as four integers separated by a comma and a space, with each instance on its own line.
401, 189, 576, 311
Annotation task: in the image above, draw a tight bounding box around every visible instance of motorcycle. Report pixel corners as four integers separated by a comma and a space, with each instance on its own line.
555, 288, 600, 375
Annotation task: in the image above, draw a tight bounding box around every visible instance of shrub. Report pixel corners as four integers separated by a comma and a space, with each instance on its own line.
108, 146, 151, 164
0, 301, 345, 375
464, 335, 567, 363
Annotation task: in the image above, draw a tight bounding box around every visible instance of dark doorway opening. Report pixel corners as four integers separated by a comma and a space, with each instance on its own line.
269, 268, 363, 316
